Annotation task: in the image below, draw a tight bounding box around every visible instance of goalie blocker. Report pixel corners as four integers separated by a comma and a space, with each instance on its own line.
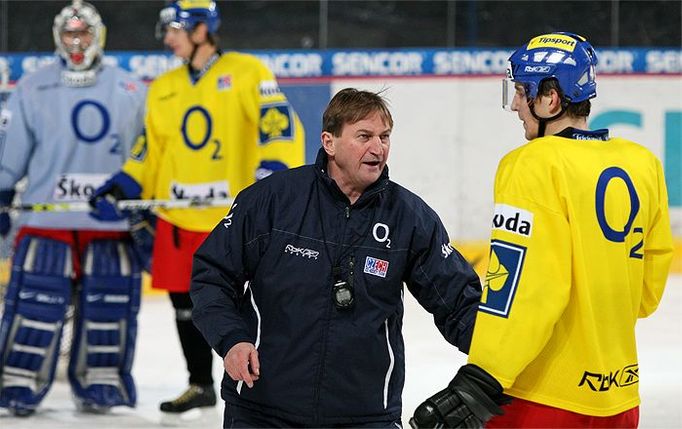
0, 235, 141, 415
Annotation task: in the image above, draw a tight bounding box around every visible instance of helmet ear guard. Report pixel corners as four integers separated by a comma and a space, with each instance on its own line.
503, 32, 598, 111
53, 0, 105, 72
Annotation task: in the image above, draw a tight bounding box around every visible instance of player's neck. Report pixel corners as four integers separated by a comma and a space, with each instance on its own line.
545, 115, 588, 136
190, 43, 219, 71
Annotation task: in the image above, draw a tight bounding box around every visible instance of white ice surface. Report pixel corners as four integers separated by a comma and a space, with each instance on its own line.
1, 275, 680, 428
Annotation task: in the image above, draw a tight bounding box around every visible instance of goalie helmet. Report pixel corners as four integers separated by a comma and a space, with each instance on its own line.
503, 32, 597, 110
156, 0, 221, 39
53, 0, 105, 72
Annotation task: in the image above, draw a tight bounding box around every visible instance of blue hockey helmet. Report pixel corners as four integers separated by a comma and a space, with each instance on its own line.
156, 0, 221, 39
503, 32, 598, 110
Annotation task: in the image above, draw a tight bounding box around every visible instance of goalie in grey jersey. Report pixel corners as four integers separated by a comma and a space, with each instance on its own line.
0, 1, 146, 416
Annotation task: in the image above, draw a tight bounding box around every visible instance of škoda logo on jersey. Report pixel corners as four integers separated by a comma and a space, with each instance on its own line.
492, 204, 533, 237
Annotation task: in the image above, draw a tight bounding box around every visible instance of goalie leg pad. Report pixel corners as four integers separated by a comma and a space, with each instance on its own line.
0, 236, 73, 414
68, 239, 141, 409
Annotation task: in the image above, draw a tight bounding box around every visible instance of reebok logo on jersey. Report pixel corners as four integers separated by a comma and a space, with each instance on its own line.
578, 364, 639, 392
492, 204, 533, 237
364, 256, 389, 278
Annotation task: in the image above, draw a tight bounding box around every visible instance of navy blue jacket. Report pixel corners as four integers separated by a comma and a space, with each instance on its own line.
191, 149, 481, 425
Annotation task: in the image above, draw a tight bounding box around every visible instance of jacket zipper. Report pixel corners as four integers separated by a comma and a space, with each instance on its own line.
312, 204, 351, 423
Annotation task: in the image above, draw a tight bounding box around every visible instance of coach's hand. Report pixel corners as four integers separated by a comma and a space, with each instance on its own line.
224, 342, 260, 388
409, 364, 510, 429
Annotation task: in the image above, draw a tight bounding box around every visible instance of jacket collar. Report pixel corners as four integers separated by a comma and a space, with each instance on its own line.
314, 148, 389, 206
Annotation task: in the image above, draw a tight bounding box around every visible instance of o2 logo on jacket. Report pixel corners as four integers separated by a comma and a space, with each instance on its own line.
492, 204, 533, 237
480, 240, 526, 318
372, 222, 391, 248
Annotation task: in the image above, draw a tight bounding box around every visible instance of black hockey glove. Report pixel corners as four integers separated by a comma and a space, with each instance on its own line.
409, 364, 510, 429
128, 209, 156, 273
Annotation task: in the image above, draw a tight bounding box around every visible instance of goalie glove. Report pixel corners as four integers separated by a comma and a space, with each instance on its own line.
409, 364, 510, 429
0, 189, 15, 237
89, 171, 142, 221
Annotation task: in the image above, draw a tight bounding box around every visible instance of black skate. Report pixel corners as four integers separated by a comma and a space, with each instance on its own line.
160, 384, 216, 413
159, 384, 217, 426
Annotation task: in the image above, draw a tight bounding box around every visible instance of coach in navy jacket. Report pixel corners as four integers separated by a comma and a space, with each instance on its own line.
190, 88, 482, 427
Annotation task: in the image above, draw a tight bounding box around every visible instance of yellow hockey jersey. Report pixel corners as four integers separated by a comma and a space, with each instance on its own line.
123, 52, 305, 231
468, 131, 673, 416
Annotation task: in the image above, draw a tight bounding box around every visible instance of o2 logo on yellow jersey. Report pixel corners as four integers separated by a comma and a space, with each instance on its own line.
182, 105, 223, 160
259, 103, 294, 145
595, 167, 643, 259
480, 239, 526, 318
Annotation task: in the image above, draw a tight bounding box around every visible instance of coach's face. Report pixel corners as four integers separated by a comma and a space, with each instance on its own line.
322, 111, 391, 204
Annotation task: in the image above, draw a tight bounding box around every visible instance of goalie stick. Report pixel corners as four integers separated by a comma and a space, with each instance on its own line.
0, 197, 233, 213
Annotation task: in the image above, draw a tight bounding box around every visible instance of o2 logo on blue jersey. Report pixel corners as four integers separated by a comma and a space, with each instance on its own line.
259, 103, 294, 145
72, 100, 119, 153
480, 240, 526, 318
594, 167, 643, 259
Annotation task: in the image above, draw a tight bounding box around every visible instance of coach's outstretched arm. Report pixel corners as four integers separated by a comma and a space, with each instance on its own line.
404, 215, 482, 354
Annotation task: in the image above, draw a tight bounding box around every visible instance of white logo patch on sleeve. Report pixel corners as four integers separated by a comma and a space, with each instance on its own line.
0, 109, 11, 130
492, 204, 534, 237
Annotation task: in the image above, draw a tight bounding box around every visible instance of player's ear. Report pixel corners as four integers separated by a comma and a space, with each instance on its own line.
321, 131, 335, 156
548, 88, 563, 114
190, 22, 209, 43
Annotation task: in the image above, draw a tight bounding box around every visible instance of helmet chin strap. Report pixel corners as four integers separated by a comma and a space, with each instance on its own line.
529, 99, 568, 137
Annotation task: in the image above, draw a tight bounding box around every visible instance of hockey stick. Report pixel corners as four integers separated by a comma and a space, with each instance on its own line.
0, 198, 233, 213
